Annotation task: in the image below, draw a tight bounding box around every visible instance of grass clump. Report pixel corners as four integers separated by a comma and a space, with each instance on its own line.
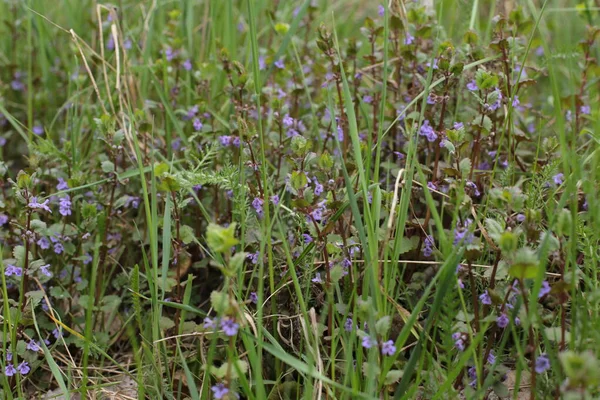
0, 0, 599, 399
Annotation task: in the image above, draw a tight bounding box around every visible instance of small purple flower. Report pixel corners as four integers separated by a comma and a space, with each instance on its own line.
193, 118, 203, 131
422, 235, 434, 257
580, 105, 591, 115
203, 317, 217, 330
249, 292, 258, 304
283, 114, 295, 127
303, 234, 313, 244
56, 178, 69, 191
247, 251, 260, 265
312, 273, 323, 284
0, 214, 7, 226
232, 137, 241, 147
466, 80, 478, 91
344, 318, 354, 332
419, 120, 437, 142
404, 33, 414, 45
362, 336, 376, 349
270, 194, 280, 206
381, 340, 396, 356
552, 173, 564, 186
220, 318, 239, 336
32, 125, 44, 135
28, 196, 52, 213
363, 95, 373, 104
52, 328, 63, 339
39, 264, 52, 278
59, 195, 72, 216
211, 383, 230, 399
5, 264, 23, 277
4, 364, 16, 377
566, 110, 572, 122
37, 237, 50, 249
6, 351, 12, 361
497, 313, 509, 328
516, 213, 526, 222
378, 4, 385, 16
252, 197, 264, 218
452, 332, 465, 351
53, 243, 64, 255
17, 361, 30, 375
274, 58, 285, 69
183, 59, 192, 71
479, 290, 492, 305
539, 280, 551, 298
26, 340, 40, 352
219, 135, 232, 146
258, 55, 266, 70
535, 354, 550, 373
453, 122, 464, 130
512, 96, 520, 108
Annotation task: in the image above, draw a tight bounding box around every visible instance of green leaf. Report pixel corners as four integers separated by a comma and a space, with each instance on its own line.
179, 225, 196, 245
210, 290, 229, 314
101, 160, 115, 173
206, 223, 239, 253
385, 370, 403, 385
508, 247, 539, 279
375, 316, 391, 336
159, 316, 175, 331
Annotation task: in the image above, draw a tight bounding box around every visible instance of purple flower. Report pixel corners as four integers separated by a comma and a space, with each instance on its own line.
249, 292, 258, 304
381, 340, 396, 356
17, 361, 30, 375
183, 59, 192, 71
467, 80, 478, 91
512, 96, 520, 108
164, 47, 176, 61
312, 273, 323, 284
344, 318, 354, 332
497, 313, 509, 328
479, 290, 492, 305
232, 137, 241, 147
219, 135, 232, 146
52, 328, 63, 339
535, 354, 550, 373
283, 114, 295, 127
203, 317, 217, 330
33, 125, 44, 135
247, 251, 260, 265
39, 264, 52, 278
193, 118, 203, 131
211, 383, 230, 399
516, 213, 526, 222
422, 235, 434, 257
552, 173, 564, 186
363, 95, 373, 104
270, 194, 280, 206
274, 58, 285, 69
539, 280, 551, 298
580, 105, 591, 115
53, 242, 64, 255
404, 33, 414, 45
419, 120, 437, 142
453, 122, 464, 130
566, 110, 572, 122
5, 264, 23, 277
303, 234, 313, 244
452, 332, 465, 351
362, 336, 376, 349
0, 214, 8, 226
6, 351, 12, 361
252, 197, 264, 218
56, 178, 69, 191
258, 55, 266, 70
125, 196, 140, 209
0, 137, 6, 146
59, 195, 72, 216
28, 196, 52, 213
4, 364, 16, 377
378, 4, 385, 16
26, 340, 40, 352
220, 318, 239, 336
